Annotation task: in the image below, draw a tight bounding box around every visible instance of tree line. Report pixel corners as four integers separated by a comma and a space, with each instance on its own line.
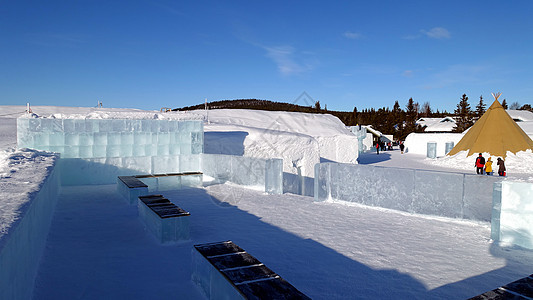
176, 95, 533, 141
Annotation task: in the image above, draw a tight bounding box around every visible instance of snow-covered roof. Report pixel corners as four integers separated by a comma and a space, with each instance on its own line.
418, 116, 456, 132
507, 109, 533, 122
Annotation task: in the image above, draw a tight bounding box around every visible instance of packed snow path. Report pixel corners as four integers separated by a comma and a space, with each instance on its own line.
33, 184, 533, 299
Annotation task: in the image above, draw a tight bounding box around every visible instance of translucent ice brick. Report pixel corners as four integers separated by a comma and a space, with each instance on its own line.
85, 119, 99, 132
132, 145, 146, 157
93, 132, 108, 145
157, 145, 170, 156
74, 119, 86, 132
29, 118, 41, 131
17, 118, 30, 133
413, 169, 463, 218
169, 132, 180, 145
152, 156, 179, 174
40, 119, 53, 132
107, 132, 121, 145
92, 145, 107, 157
78, 133, 94, 146
149, 120, 159, 132
192, 143, 203, 154
112, 119, 126, 132
65, 133, 80, 146
119, 144, 133, 157
131, 119, 142, 132
169, 144, 181, 155
48, 132, 65, 146
62, 119, 76, 133
133, 132, 147, 145
121, 132, 133, 145
34, 133, 50, 148
79, 146, 93, 158
98, 119, 112, 132
63, 146, 80, 158
498, 181, 533, 249
144, 145, 154, 156
168, 120, 179, 132
180, 143, 192, 155
123, 156, 152, 173
17, 132, 34, 149
179, 154, 200, 173
158, 120, 169, 132
106, 145, 120, 157
151, 133, 159, 144
141, 120, 152, 132
158, 132, 170, 145
265, 158, 283, 194
230, 156, 265, 187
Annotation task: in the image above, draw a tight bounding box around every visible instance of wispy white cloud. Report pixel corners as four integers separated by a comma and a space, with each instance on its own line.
343, 31, 363, 39
421, 27, 451, 39
264, 46, 313, 76
403, 70, 414, 77
403, 27, 451, 40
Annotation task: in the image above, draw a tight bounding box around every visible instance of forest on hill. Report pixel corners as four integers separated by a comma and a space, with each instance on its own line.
176, 95, 530, 140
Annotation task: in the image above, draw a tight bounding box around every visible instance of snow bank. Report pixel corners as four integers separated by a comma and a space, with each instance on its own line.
199, 109, 358, 178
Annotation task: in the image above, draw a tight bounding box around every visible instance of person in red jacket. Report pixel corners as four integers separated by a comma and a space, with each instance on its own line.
475, 153, 485, 174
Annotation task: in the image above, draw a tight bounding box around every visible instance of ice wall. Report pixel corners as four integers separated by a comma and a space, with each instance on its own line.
58, 155, 201, 185
17, 118, 204, 158
201, 154, 283, 194
491, 181, 533, 249
404, 132, 463, 156
315, 163, 502, 221
0, 153, 60, 300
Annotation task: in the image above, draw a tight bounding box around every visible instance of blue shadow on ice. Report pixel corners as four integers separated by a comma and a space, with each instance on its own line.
204, 131, 248, 156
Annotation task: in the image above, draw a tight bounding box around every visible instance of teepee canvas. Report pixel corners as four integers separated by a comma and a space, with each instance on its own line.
447, 95, 533, 158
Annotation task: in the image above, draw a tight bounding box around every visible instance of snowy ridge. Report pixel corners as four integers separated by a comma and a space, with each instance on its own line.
0, 149, 58, 241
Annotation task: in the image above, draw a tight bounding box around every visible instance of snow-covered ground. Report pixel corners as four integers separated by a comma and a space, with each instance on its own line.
2, 105, 533, 299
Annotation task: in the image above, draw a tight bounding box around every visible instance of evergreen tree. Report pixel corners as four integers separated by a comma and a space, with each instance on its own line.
509, 101, 521, 110
421, 102, 432, 118
453, 94, 474, 132
404, 98, 418, 135
520, 104, 533, 112
475, 95, 486, 118
501, 99, 508, 109
314, 101, 321, 111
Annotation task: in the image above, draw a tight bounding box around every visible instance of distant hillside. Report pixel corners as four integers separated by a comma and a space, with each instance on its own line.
175, 99, 432, 140
175, 99, 322, 113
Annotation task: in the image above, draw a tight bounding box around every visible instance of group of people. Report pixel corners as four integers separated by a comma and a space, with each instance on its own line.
375, 141, 393, 154
475, 153, 506, 176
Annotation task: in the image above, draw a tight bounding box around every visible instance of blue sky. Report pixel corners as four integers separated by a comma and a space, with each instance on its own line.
1, 1, 532, 112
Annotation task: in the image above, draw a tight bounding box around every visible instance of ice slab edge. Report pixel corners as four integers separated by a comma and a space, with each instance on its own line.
315, 162, 503, 222
491, 181, 533, 250
0, 156, 60, 300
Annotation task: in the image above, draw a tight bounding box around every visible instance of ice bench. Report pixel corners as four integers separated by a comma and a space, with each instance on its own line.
117, 172, 203, 204
469, 274, 533, 299
192, 241, 310, 300
138, 194, 191, 243
117, 176, 149, 205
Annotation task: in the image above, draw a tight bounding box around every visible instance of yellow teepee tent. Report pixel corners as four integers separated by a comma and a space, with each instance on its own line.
447, 94, 533, 158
